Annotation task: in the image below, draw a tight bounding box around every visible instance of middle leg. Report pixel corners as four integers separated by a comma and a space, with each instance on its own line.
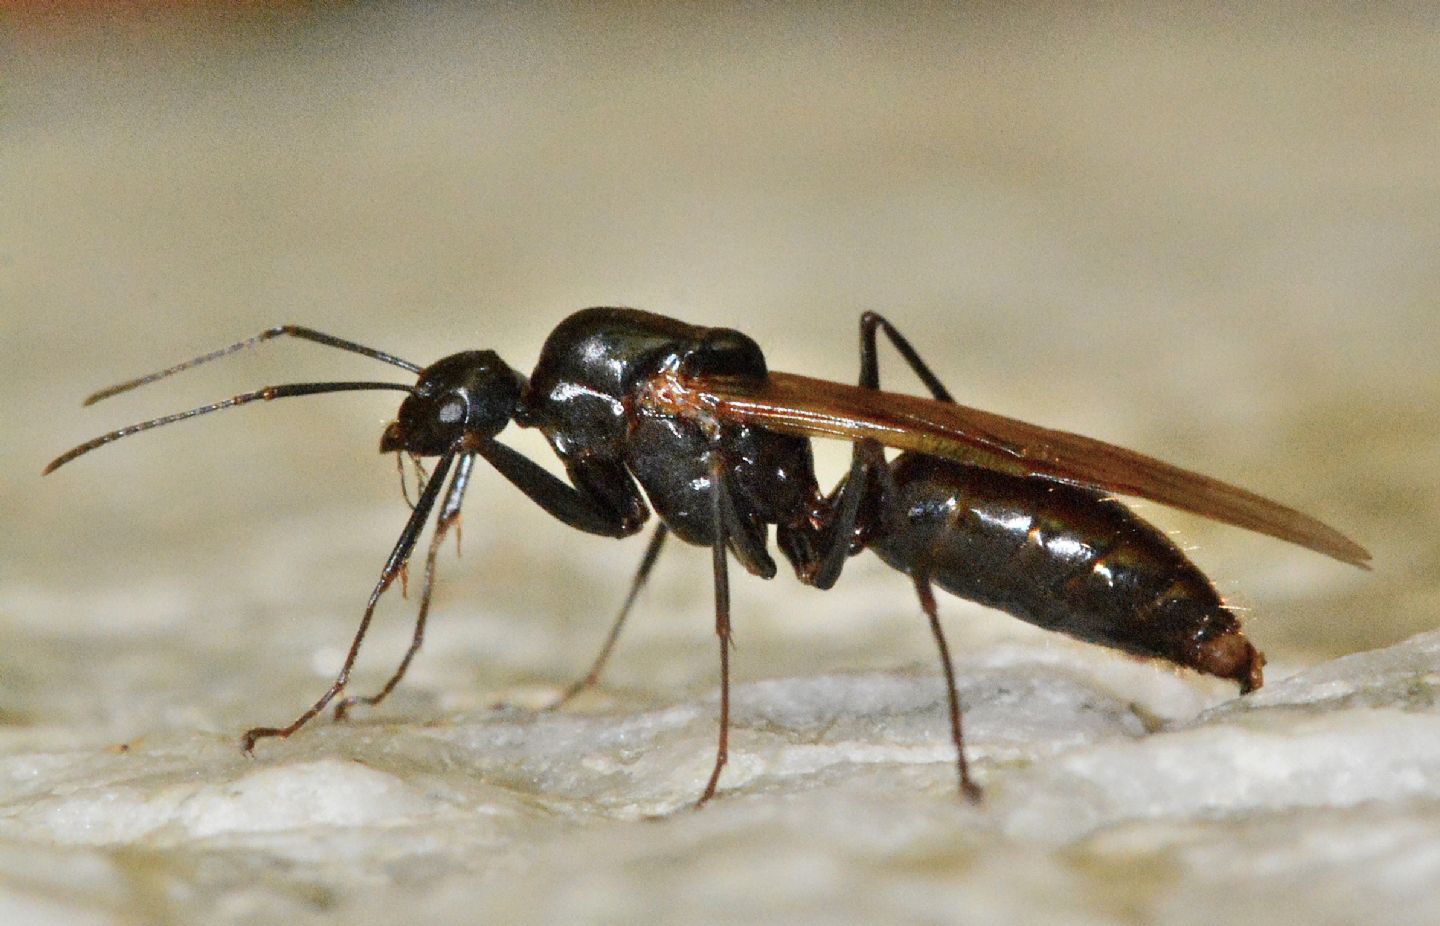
545, 523, 670, 710
697, 454, 735, 807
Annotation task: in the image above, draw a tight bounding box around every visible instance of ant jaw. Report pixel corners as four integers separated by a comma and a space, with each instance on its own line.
379, 420, 405, 454
378, 418, 492, 457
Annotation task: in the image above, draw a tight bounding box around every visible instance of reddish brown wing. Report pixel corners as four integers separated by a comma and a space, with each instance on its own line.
679, 371, 1370, 568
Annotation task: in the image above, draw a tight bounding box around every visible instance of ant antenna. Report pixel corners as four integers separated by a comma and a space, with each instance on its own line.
45, 381, 415, 474
83, 325, 421, 406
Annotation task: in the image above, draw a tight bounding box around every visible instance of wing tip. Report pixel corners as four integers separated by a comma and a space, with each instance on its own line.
1307, 528, 1371, 570
1340, 543, 1373, 571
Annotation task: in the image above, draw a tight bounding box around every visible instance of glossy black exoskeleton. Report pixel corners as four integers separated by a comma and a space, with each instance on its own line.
46, 307, 1369, 804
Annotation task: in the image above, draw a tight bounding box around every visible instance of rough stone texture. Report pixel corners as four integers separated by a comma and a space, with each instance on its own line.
2, 638, 1440, 925
2, 7, 1436, 924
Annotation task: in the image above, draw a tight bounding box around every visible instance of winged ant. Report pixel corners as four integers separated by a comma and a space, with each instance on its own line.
46, 308, 1370, 803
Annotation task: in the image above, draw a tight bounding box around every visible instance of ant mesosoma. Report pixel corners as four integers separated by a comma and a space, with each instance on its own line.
46, 308, 1370, 804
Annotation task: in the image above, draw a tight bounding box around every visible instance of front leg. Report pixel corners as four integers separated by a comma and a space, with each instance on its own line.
334, 453, 478, 721
242, 450, 458, 753
477, 439, 647, 538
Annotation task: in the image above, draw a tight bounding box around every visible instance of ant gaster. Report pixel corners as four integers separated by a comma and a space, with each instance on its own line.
47, 308, 1370, 805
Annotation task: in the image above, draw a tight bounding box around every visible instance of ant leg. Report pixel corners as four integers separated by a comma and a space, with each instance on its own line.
807, 310, 958, 589
805, 316, 938, 587
477, 439, 646, 539
859, 311, 955, 402
862, 314, 980, 799
697, 455, 734, 807
241, 450, 457, 754
912, 566, 982, 802
807, 449, 872, 590
335, 454, 476, 721
546, 524, 669, 710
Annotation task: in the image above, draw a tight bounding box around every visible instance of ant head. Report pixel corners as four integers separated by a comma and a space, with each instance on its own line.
381, 351, 523, 455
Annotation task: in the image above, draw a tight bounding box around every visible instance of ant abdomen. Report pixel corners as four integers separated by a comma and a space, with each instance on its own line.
872, 452, 1264, 692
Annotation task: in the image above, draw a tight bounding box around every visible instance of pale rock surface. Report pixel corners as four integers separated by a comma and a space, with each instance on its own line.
1, 633, 1439, 924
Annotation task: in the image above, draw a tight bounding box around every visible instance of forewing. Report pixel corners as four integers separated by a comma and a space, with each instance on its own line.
685, 372, 1370, 568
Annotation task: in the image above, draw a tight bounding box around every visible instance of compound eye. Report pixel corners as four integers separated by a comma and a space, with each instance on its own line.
437, 397, 466, 425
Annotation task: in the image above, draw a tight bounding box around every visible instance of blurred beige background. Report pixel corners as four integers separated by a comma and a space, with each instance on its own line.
5, 5, 1433, 681
1, 6, 1438, 924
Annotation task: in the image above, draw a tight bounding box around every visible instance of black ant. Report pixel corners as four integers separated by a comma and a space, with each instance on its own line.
46, 308, 1370, 804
